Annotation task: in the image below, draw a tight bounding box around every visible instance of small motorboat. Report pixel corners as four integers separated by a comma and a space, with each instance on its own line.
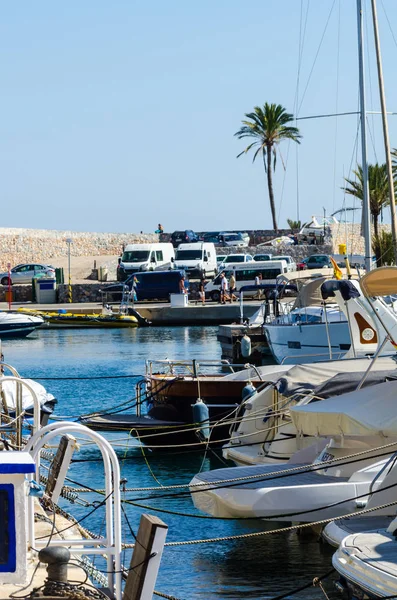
17, 308, 138, 328
190, 378, 397, 521
80, 360, 287, 448
322, 515, 392, 548
1, 377, 57, 423
0, 311, 44, 338
333, 521, 397, 598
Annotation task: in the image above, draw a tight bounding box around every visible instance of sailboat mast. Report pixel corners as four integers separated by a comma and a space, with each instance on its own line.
371, 0, 397, 264
357, 0, 373, 272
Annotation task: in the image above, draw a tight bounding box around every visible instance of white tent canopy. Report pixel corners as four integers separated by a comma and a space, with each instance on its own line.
291, 379, 397, 438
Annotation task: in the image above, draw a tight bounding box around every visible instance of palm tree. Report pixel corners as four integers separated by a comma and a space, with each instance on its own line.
235, 103, 301, 232
287, 219, 301, 232
343, 163, 389, 238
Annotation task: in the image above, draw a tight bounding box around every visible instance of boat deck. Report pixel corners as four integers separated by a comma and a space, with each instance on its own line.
345, 531, 397, 578
81, 413, 185, 431
193, 463, 347, 489
323, 516, 392, 547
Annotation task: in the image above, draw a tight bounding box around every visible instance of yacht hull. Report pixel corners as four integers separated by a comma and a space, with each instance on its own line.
264, 321, 350, 364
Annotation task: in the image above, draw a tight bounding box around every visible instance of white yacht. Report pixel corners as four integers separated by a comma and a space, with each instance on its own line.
264, 274, 350, 365
223, 270, 397, 467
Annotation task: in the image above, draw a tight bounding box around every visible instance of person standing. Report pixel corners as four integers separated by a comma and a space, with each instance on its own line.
198, 276, 206, 305
229, 271, 237, 302
255, 273, 263, 298
179, 275, 187, 294
220, 272, 229, 304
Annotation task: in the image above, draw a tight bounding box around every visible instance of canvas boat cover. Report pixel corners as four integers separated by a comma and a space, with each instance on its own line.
307, 370, 397, 401
223, 357, 397, 393
360, 267, 397, 298
291, 378, 397, 437
276, 356, 397, 397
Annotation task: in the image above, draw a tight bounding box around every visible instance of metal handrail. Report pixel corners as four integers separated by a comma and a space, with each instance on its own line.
280, 351, 346, 364
368, 451, 397, 495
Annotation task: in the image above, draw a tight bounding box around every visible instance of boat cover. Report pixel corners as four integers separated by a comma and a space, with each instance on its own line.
276, 356, 397, 398
360, 267, 397, 298
321, 279, 361, 301
291, 379, 397, 437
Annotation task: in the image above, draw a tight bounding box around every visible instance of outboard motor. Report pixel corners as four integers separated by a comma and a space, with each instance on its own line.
193, 398, 210, 441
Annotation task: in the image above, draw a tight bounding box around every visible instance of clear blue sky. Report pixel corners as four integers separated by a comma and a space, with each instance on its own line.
1, 0, 397, 233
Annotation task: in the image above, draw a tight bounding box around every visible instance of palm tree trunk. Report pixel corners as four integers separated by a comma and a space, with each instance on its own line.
373, 214, 379, 238
373, 214, 381, 266
265, 146, 278, 232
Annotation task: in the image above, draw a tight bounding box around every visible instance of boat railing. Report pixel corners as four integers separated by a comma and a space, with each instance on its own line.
280, 350, 346, 364
145, 358, 241, 378
0, 364, 41, 448
25, 421, 123, 600
272, 304, 347, 327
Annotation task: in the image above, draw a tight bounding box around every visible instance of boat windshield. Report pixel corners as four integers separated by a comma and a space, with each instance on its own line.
175, 250, 202, 260
122, 251, 150, 262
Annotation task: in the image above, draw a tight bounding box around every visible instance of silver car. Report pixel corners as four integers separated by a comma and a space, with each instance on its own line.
0, 263, 56, 285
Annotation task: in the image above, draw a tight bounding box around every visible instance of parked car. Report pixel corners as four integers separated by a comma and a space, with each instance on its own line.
0, 263, 56, 286
296, 260, 308, 271
301, 254, 332, 269
219, 254, 253, 269
253, 254, 272, 262
219, 233, 249, 247
170, 230, 199, 247
102, 270, 188, 302
272, 255, 297, 272
201, 232, 222, 245
238, 232, 250, 245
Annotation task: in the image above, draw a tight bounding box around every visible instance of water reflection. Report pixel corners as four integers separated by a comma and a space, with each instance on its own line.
0, 326, 340, 599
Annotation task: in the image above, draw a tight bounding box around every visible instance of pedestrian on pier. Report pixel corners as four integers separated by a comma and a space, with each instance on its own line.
198, 276, 206, 305
229, 272, 237, 302
220, 272, 229, 304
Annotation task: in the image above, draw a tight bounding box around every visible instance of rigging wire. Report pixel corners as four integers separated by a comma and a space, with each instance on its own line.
332, 0, 341, 212
297, 0, 337, 115
380, 0, 397, 51
278, 0, 310, 224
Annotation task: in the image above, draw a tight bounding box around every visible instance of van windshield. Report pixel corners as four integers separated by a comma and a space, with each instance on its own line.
175, 250, 202, 260
122, 251, 150, 262
224, 255, 245, 263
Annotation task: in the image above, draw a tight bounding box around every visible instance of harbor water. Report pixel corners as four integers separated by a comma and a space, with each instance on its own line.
3, 327, 338, 599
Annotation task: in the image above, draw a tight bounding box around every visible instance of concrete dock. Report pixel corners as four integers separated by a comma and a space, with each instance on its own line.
2, 300, 264, 326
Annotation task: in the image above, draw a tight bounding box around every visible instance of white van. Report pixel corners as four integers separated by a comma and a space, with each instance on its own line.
272, 255, 297, 272
205, 260, 288, 301
117, 243, 175, 281
174, 242, 217, 278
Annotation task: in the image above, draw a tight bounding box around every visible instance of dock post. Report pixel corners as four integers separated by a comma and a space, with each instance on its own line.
123, 514, 168, 600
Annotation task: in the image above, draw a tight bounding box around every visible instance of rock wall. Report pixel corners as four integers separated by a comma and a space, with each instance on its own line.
0, 227, 159, 271
329, 222, 391, 254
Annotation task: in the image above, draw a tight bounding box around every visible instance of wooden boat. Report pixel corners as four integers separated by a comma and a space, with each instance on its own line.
81, 360, 285, 448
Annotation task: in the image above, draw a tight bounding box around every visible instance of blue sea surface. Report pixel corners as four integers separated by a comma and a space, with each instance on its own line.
3, 327, 338, 599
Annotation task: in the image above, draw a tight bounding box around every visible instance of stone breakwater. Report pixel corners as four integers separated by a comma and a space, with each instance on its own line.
0, 228, 158, 271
